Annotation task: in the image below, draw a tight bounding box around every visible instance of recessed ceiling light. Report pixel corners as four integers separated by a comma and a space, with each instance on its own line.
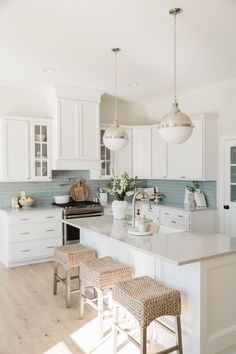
128, 82, 139, 87
43, 67, 56, 73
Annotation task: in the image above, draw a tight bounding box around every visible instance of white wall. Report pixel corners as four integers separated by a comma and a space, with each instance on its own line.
100, 94, 147, 125
147, 77, 236, 137
0, 86, 51, 118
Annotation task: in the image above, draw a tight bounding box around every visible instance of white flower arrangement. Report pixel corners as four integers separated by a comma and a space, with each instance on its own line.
106, 172, 139, 201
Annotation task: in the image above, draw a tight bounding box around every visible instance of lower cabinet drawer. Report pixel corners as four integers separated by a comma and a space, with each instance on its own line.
10, 222, 62, 242
161, 218, 189, 231
10, 237, 62, 261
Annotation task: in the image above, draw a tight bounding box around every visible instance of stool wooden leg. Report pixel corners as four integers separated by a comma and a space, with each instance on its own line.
53, 262, 58, 295
112, 305, 119, 354
140, 327, 147, 354
79, 278, 85, 319
97, 290, 104, 338
175, 315, 183, 354
66, 270, 71, 308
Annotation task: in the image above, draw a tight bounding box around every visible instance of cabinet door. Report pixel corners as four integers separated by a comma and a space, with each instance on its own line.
167, 119, 203, 180
58, 99, 82, 159
133, 128, 152, 178
152, 127, 167, 179
114, 127, 132, 177
100, 128, 113, 179
81, 102, 100, 160
3, 119, 29, 181
30, 122, 51, 180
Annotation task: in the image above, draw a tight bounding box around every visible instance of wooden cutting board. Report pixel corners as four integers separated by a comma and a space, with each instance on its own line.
70, 180, 89, 201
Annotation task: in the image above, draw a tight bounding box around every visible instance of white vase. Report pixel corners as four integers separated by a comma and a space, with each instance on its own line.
112, 200, 128, 220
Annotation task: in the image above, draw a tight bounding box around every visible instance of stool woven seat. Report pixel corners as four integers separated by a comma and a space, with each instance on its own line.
53, 244, 96, 308
80, 256, 133, 290
112, 275, 181, 328
54, 244, 96, 270
79, 256, 133, 337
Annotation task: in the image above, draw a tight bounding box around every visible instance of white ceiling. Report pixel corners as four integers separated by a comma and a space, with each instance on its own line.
0, 0, 236, 103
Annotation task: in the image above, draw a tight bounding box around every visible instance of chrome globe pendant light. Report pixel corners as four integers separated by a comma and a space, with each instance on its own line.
159, 8, 194, 144
103, 48, 128, 151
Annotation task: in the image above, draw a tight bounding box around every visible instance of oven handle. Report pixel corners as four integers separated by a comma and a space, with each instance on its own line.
65, 212, 103, 219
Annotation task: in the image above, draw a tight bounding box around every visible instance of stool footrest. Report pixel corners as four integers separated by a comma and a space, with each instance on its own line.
154, 345, 178, 354
154, 319, 175, 335
115, 324, 140, 348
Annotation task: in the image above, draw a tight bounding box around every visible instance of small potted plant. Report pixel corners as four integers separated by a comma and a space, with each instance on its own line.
106, 172, 139, 219
184, 181, 199, 207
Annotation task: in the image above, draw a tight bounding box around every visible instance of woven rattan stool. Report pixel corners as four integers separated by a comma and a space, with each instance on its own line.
112, 275, 183, 354
53, 244, 96, 308
79, 256, 133, 337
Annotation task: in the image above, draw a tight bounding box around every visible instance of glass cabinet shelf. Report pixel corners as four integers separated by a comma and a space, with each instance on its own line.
31, 123, 50, 180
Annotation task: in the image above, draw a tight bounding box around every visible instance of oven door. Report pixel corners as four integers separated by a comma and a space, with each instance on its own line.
63, 212, 103, 244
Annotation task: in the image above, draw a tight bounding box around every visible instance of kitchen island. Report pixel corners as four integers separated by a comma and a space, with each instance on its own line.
64, 216, 236, 354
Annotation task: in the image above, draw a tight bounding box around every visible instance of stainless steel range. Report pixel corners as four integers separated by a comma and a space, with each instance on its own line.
53, 200, 104, 244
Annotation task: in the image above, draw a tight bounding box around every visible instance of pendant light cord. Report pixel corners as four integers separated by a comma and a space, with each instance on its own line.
114, 49, 118, 127
174, 11, 177, 104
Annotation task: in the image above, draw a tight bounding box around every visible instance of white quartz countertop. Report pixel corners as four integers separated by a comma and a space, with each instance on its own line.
0, 205, 61, 215
64, 215, 236, 266
102, 201, 216, 212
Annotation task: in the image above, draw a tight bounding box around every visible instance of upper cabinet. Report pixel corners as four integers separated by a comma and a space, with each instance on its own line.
51, 85, 103, 179
114, 127, 133, 177
133, 127, 152, 178
57, 99, 99, 161
167, 115, 217, 180
0, 117, 51, 182
100, 126, 113, 179
30, 122, 51, 181
151, 127, 167, 179
101, 115, 217, 181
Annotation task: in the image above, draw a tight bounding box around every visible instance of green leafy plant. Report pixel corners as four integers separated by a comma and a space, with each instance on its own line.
106, 172, 139, 201
186, 181, 199, 193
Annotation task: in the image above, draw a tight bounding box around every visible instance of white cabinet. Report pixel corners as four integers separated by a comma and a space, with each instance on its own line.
0, 208, 62, 268
100, 126, 113, 179
133, 127, 152, 178
141, 204, 216, 232
151, 127, 167, 179
114, 127, 133, 177
0, 117, 51, 182
1, 118, 29, 181
58, 99, 100, 161
30, 121, 51, 180
52, 85, 102, 178
160, 207, 216, 232
167, 116, 217, 180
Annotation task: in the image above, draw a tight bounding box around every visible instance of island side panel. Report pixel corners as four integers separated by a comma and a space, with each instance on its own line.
201, 253, 236, 354
80, 228, 202, 354
80, 228, 156, 277
156, 258, 201, 354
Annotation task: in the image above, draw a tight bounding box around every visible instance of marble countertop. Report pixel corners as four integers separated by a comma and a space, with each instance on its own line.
0, 205, 61, 215
64, 215, 236, 266
102, 201, 216, 212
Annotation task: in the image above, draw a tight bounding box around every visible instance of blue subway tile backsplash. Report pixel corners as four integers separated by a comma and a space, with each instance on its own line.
0, 170, 216, 209
146, 179, 216, 208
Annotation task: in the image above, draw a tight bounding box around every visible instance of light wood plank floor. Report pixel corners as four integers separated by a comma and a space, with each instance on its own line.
0, 261, 165, 354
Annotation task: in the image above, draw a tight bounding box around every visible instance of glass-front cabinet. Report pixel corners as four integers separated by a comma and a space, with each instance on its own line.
100, 127, 113, 179
30, 122, 51, 180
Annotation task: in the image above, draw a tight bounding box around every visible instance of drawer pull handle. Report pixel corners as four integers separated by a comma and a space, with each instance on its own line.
177, 215, 184, 218
46, 246, 54, 249
171, 221, 176, 223
164, 213, 170, 215
21, 249, 31, 253
45, 216, 55, 219
20, 218, 30, 221
45, 229, 54, 232
20, 232, 30, 235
